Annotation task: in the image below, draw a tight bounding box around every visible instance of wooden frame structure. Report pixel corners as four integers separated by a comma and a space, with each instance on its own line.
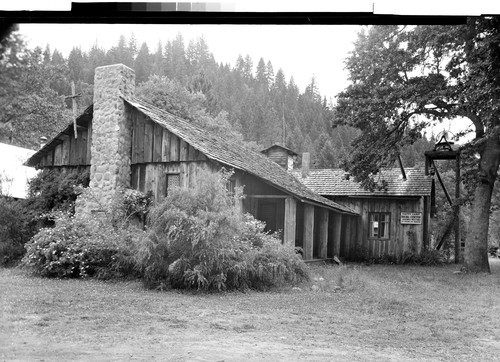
424, 148, 461, 262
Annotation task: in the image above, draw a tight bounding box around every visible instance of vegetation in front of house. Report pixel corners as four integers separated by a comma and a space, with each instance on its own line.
136, 170, 308, 291
0, 168, 90, 266
21, 170, 309, 291
352, 249, 448, 266
21, 211, 142, 279
0, 197, 37, 265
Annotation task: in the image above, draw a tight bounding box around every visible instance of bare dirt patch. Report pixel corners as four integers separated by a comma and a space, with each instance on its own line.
2, 260, 500, 361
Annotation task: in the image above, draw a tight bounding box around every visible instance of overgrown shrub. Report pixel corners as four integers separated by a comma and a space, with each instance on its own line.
354, 249, 447, 266
0, 197, 40, 266
108, 188, 154, 228
21, 212, 145, 279
135, 169, 309, 291
0, 168, 91, 266
28, 167, 90, 215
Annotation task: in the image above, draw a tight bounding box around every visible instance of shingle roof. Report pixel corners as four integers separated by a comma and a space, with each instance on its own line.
261, 144, 298, 156
292, 168, 432, 197
125, 97, 358, 215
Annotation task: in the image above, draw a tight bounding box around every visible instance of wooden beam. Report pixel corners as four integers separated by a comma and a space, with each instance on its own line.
284, 197, 297, 247
342, 216, 352, 258
303, 204, 314, 260
319, 208, 329, 259
455, 154, 461, 263
432, 160, 453, 206
333, 213, 342, 257
246, 195, 290, 199
424, 150, 459, 160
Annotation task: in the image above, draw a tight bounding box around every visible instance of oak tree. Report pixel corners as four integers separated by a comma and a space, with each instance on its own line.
335, 17, 500, 271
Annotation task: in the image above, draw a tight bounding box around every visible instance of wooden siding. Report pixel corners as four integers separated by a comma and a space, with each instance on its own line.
36, 126, 92, 168
330, 196, 426, 259
130, 108, 207, 165
263, 147, 288, 169
130, 161, 214, 202
128, 107, 212, 202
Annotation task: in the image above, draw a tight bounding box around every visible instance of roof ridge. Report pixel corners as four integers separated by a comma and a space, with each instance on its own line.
125, 97, 358, 215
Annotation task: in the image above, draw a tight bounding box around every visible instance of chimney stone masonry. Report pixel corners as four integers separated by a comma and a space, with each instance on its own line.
76, 64, 135, 215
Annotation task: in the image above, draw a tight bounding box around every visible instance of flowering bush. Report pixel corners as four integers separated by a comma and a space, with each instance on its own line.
21, 212, 144, 279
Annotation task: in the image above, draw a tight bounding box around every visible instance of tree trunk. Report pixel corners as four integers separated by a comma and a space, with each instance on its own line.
464, 136, 500, 272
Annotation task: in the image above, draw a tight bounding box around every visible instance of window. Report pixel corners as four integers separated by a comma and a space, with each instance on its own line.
226, 178, 236, 195
369, 212, 390, 239
165, 173, 180, 196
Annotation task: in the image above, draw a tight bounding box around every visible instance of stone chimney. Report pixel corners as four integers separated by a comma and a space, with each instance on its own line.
301, 152, 310, 178
76, 64, 135, 215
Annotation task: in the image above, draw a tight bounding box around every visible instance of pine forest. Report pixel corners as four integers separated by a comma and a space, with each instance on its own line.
0, 28, 435, 170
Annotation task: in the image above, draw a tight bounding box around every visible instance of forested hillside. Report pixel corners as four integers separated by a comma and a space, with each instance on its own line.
0, 27, 433, 168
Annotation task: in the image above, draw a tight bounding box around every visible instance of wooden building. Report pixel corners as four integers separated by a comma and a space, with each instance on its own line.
25, 64, 359, 261
261, 144, 298, 171
294, 167, 433, 259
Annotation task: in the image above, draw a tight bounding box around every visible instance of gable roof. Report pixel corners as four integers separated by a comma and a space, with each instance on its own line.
0, 143, 38, 199
124, 97, 357, 215
261, 144, 298, 156
292, 168, 432, 197
24, 105, 93, 168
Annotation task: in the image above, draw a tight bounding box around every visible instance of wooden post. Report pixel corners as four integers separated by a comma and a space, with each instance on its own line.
65, 81, 81, 139
71, 81, 78, 139
455, 154, 461, 263
423, 196, 429, 251
343, 216, 351, 258
284, 197, 297, 247
319, 208, 329, 259
333, 213, 342, 257
432, 160, 453, 206
303, 204, 315, 260
235, 176, 244, 214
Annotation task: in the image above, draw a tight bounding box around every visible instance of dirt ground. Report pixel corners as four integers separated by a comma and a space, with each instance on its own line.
2, 260, 500, 361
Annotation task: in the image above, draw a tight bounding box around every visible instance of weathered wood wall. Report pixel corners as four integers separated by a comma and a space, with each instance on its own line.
130, 109, 207, 165
36, 124, 92, 168
330, 196, 427, 259
263, 147, 288, 169
293, 201, 355, 260
129, 108, 213, 202
130, 162, 214, 201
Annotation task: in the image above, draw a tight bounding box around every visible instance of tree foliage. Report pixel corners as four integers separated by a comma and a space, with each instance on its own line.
0, 27, 69, 148
336, 17, 500, 271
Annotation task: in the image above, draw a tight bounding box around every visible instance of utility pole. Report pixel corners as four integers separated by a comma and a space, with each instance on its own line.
65, 81, 81, 139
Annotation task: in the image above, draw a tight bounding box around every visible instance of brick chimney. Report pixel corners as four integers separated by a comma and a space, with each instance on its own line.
76, 64, 135, 215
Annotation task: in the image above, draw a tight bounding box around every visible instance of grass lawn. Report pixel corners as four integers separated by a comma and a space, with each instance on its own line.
2, 260, 500, 361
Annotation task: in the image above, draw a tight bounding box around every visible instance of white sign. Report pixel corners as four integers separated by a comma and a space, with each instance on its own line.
401, 212, 422, 225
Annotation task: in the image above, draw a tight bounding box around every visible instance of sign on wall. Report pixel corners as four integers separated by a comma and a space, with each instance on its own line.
400, 212, 422, 225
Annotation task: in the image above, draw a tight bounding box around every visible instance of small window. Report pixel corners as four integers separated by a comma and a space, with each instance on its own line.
165, 173, 180, 196
369, 212, 390, 239
226, 178, 236, 195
